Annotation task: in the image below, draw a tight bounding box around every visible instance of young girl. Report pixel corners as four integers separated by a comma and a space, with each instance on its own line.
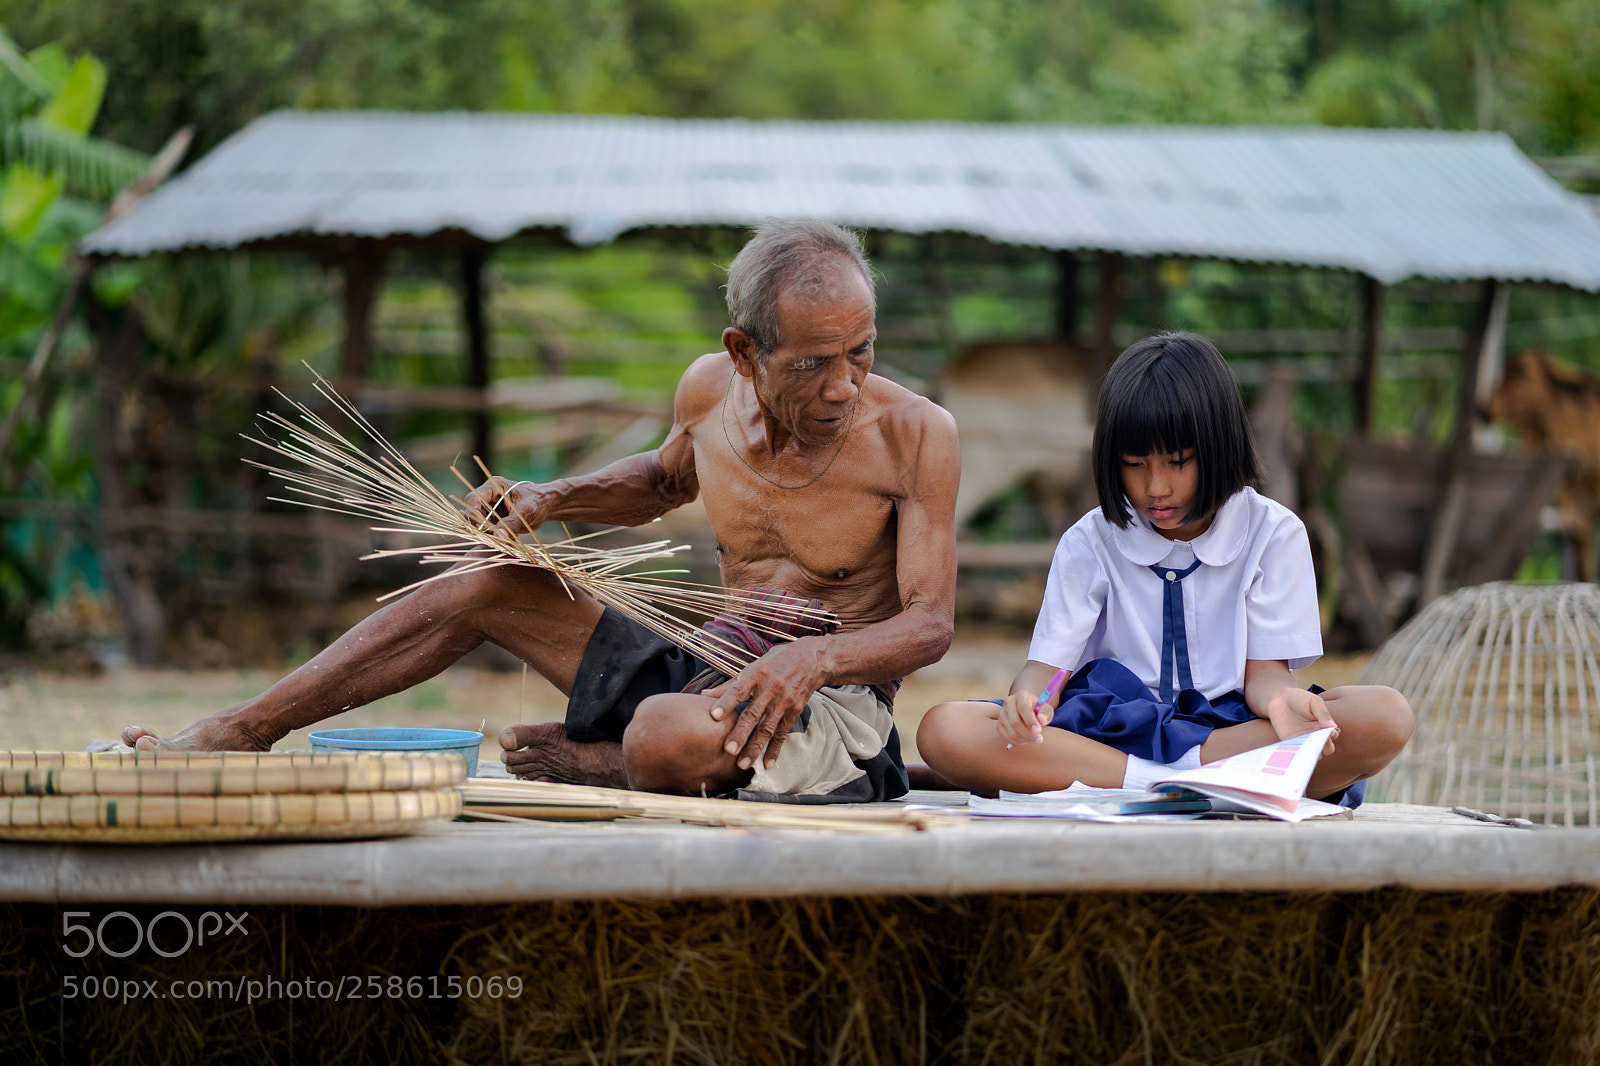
918, 332, 1413, 803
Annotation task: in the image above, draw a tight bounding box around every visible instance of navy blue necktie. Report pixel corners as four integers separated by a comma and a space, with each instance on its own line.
1149, 558, 1202, 703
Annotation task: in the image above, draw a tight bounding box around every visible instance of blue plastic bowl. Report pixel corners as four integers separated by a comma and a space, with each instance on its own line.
307, 727, 483, 777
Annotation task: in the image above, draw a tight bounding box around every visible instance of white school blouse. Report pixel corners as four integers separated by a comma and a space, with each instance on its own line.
1027, 487, 1323, 700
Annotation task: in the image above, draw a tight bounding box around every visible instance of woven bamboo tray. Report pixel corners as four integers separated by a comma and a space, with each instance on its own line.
0, 751, 465, 843
0, 787, 463, 843
0, 750, 465, 797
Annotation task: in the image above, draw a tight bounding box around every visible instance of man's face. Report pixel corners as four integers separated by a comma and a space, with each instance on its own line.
752, 270, 876, 447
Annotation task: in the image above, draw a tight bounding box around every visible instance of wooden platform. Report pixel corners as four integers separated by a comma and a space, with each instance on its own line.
8, 797, 1599, 1064
1, 798, 1589, 905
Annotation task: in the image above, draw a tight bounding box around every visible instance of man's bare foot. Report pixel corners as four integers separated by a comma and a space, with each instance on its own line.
499, 723, 628, 788
120, 711, 282, 753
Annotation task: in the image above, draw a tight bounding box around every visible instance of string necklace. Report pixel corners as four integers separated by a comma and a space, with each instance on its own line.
720, 372, 859, 490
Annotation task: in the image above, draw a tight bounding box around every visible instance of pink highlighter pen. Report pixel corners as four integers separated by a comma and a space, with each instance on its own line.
1029, 666, 1072, 742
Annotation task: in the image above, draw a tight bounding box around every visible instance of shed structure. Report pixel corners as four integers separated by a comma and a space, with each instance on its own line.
80, 110, 1600, 432
77, 112, 1600, 648
83, 112, 1600, 286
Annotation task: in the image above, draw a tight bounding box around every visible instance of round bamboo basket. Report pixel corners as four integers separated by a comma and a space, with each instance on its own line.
0, 751, 465, 843
0, 750, 464, 796
0, 789, 462, 843
1363, 582, 1600, 824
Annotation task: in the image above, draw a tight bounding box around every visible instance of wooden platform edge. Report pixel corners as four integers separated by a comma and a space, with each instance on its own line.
3, 818, 1600, 906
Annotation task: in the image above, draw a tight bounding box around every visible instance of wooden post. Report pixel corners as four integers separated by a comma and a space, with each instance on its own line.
85, 284, 166, 665
1355, 275, 1384, 437
461, 243, 493, 468
1419, 279, 1501, 607
1054, 250, 1080, 343
1094, 251, 1123, 387
1475, 283, 1511, 408
337, 242, 386, 396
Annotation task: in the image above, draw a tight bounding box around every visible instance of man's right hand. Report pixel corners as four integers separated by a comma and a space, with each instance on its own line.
463, 476, 552, 535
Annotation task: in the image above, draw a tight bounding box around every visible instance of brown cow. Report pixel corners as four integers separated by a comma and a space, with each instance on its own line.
1487, 349, 1600, 581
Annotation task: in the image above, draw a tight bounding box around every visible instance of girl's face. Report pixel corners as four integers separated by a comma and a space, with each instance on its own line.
1119, 449, 1213, 541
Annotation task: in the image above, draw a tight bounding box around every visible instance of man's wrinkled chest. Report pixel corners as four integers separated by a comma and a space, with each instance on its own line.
695, 450, 895, 576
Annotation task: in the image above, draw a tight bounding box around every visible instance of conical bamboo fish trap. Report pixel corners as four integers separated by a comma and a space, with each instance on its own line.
0, 750, 465, 842
1363, 582, 1600, 824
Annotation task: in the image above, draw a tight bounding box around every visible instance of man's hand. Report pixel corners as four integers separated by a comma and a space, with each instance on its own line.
990, 691, 1050, 748
462, 475, 551, 536
1261, 687, 1339, 753
704, 638, 828, 772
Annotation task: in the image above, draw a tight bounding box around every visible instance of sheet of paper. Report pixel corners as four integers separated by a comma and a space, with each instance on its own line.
998, 786, 1160, 803
968, 791, 1204, 821
967, 795, 1205, 822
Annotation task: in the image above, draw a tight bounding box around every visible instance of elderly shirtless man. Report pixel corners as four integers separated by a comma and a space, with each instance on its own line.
122, 220, 959, 802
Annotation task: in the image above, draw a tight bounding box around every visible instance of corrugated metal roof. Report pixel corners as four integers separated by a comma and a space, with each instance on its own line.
80, 111, 1600, 290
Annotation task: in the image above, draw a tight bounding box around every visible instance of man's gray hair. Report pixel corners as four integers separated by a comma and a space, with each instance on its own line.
724, 219, 875, 363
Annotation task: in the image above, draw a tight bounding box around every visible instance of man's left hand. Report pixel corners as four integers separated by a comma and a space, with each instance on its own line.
703, 638, 827, 772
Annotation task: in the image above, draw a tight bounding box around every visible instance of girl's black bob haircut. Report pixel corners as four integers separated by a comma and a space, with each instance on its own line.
1093, 331, 1262, 529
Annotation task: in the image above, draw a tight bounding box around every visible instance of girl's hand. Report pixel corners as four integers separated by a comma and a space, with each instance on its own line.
1262, 688, 1339, 754
990, 691, 1050, 748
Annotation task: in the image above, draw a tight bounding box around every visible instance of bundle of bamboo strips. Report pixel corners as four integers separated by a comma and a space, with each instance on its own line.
247, 367, 833, 676
461, 778, 961, 832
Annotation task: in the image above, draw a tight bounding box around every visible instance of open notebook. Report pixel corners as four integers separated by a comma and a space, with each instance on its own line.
968, 727, 1348, 823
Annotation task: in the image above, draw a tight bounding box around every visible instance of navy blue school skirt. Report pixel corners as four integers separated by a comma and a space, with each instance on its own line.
1000, 658, 1365, 808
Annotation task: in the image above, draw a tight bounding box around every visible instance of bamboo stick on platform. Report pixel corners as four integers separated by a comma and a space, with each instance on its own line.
462, 779, 960, 832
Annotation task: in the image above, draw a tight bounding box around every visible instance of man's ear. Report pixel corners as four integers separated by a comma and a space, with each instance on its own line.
723, 327, 759, 379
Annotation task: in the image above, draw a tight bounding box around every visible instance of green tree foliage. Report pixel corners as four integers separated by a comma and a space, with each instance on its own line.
4, 0, 1595, 155
1500, 0, 1600, 154
0, 29, 148, 649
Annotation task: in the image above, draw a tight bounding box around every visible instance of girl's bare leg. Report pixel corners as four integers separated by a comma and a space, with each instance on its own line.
915, 700, 1128, 797
920, 685, 1413, 800
1199, 684, 1414, 799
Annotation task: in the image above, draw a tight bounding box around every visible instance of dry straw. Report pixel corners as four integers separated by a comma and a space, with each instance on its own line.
442, 890, 1600, 1065
8, 891, 1600, 1061
245, 367, 832, 677
1365, 581, 1600, 824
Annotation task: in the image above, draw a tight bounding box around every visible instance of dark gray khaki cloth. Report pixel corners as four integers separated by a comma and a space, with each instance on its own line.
563, 606, 908, 803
